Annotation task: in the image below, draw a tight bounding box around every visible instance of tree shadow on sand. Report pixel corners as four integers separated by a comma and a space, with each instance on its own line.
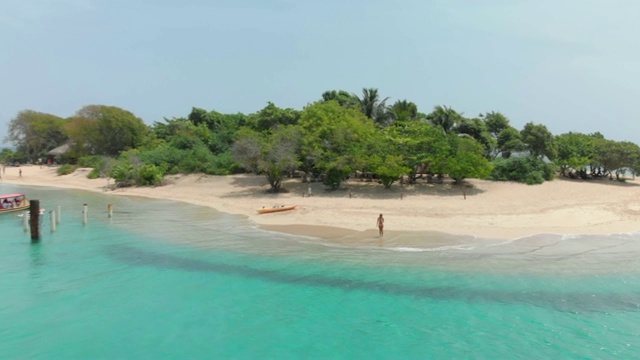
326, 179, 484, 200
556, 176, 640, 188
222, 175, 485, 199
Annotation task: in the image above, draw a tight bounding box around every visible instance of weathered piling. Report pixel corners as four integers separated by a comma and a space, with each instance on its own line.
22, 211, 28, 231
108, 204, 113, 218
29, 200, 40, 242
50, 210, 56, 232
82, 203, 88, 225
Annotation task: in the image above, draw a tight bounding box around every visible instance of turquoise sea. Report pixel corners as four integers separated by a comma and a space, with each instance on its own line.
2, 184, 640, 359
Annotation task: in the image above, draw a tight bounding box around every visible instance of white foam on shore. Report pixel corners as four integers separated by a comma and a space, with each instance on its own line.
388, 244, 477, 252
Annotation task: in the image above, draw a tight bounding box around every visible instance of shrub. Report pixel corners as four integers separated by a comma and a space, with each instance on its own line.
138, 144, 241, 176
57, 164, 78, 175
87, 168, 101, 179
77, 155, 105, 168
138, 164, 164, 186
139, 144, 185, 174
490, 156, 554, 184
177, 144, 216, 173
525, 171, 545, 185
110, 163, 136, 186
205, 151, 243, 175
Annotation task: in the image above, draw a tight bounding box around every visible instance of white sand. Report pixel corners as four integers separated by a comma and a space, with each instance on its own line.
3, 164, 640, 239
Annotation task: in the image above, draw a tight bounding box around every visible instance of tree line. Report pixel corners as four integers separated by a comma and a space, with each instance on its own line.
3, 88, 639, 191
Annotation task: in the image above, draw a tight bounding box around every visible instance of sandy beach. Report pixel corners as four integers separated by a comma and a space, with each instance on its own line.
3, 164, 640, 240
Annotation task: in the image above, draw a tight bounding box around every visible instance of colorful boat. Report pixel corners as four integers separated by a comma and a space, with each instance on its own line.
0, 193, 30, 214
256, 205, 297, 214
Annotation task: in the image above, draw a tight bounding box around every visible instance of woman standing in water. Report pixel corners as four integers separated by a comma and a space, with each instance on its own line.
376, 214, 384, 237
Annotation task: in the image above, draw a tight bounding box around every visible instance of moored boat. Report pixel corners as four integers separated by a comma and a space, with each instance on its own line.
256, 205, 297, 214
0, 193, 30, 214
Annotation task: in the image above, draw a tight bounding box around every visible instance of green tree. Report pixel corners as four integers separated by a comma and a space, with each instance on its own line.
369, 152, 410, 188
495, 127, 525, 159
259, 126, 301, 192
490, 156, 554, 184
445, 135, 493, 184
479, 112, 524, 159
232, 126, 301, 192
321, 90, 359, 108
68, 105, 149, 157
170, 122, 212, 151
299, 101, 377, 189
354, 88, 395, 127
455, 117, 495, 158
521, 122, 557, 160
0, 148, 17, 164
64, 116, 99, 157
386, 120, 449, 183
187, 107, 215, 127
426, 105, 462, 134
186, 108, 245, 154
481, 111, 510, 137
594, 139, 640, 180
390, 100, 419, 122
554, 132, 596, 176
5, 110, 68, 162
231, 128, 262, 173
151, 117, 190, 143
247, 102, 300, 132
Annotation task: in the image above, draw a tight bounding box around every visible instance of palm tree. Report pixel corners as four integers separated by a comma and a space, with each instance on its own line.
427, 105, 461, 134
390, 100, 418, 122
353, 88, 395, 127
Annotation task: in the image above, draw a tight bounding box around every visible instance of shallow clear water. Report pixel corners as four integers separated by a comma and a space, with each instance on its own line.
2, 184, 640, 359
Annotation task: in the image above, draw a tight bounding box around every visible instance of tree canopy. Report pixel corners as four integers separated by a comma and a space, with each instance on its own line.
299, 101, 377, 189
67, 105, 149, 157
5, 110, 68, 161
5, 86, 640, 190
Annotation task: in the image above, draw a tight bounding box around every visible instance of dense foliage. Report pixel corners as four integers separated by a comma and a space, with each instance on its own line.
490, 156, 555, 185
66, 105, 149, 157
57, 164, 78, 175
4, 88, 640, 191
6, 110, 67, 162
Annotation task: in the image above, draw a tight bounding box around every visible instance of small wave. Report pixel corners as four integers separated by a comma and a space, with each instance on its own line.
388, 244, 477, 252
560, 233, 582, 241
485, 238, 523, 247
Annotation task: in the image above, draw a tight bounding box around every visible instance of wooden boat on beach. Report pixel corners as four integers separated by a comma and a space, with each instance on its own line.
257, 205, 297, 214
0, 193, 30, 214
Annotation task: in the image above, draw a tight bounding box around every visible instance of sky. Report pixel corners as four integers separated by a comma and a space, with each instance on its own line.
2, 0, 640, 146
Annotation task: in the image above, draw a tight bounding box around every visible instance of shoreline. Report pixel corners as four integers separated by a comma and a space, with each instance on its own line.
3, 165, 640, 240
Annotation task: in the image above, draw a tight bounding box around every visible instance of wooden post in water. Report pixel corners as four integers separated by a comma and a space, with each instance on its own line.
50, 210, 56, 232
82, 204, 88, 225
29, 200, 41, 242
56, 205, 61, 224
22, 211, 29, 231
108, 204, 113, 218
